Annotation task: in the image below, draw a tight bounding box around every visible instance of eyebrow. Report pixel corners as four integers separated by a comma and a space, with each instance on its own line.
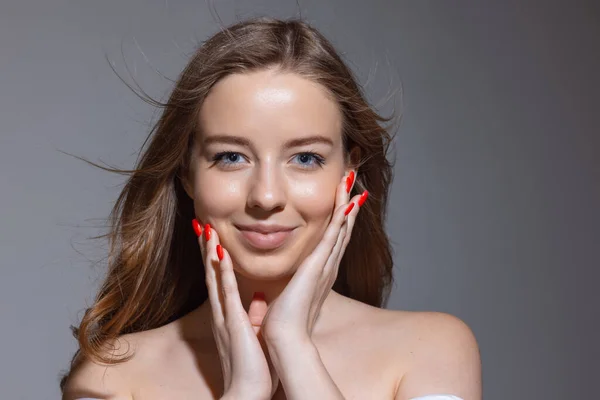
202, 134, 334, 148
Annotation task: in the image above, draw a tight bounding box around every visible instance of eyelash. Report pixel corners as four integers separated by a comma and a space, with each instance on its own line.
211, 151, 326, 169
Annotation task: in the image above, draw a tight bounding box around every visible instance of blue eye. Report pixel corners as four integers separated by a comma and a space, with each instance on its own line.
212, 151, 247, 166
292, 152, 325, 168
212, 151, 325, 169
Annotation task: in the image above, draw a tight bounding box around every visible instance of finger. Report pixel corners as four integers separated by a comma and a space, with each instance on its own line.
201, 223, 226, 328
325, 192, 363, 275
333, 193, 363, 269
212, 235, 253, 333
192, 218, 211, 288
299, 201, 349, 276
335, 170, 355, 214
324, 214, 349, 277
325, 171, 355, 255
193, 218, 206, 257
313, 172, 353, 275
344, 191, 366, 239
248, 292, 267, 335
344, 170, 356, 196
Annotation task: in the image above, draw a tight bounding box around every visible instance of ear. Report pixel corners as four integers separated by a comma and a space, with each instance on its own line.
179, 167, 195, 200
346, 146, 362, 174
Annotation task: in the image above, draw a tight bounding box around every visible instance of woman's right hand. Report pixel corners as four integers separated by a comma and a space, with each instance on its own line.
193, 219, 279, 400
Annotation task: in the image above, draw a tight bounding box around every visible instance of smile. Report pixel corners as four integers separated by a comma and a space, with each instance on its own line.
235, 224, 297, 251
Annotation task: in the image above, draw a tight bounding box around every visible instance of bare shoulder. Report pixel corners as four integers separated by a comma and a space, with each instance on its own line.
387, 310, 482, 400
62, 323, 177, 400
61, 338, 135, 400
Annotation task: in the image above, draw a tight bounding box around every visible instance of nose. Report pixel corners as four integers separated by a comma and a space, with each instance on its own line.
246, 159, 286, 212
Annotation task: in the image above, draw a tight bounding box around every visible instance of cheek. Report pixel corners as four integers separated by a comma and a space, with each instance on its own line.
290, 176, 338, 221
194, 173, 244, 219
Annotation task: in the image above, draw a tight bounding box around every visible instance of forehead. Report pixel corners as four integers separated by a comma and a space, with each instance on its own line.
198, 70, 343, 146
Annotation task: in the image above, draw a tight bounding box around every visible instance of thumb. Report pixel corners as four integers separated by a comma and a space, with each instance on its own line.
248, 292, 267, 335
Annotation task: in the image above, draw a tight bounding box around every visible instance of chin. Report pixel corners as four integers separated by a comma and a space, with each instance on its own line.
230, 250, 302, 280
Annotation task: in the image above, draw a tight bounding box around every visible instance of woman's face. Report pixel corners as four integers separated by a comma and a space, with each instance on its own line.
187, 69, 348, 279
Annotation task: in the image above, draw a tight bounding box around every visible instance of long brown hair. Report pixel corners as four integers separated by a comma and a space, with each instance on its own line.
61, 16, 396, 390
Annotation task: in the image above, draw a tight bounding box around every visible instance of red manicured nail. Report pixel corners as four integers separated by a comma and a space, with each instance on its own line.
344, 202, 355, 215
216, 244, 224, 260
358, 190, 369, 207
192, 219, 203, 237
345, 171, 355, 193
253, 292, 265, 300
204, 224, 211, 241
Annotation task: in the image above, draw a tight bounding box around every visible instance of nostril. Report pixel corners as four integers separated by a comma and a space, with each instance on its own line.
247, 185, 286, 211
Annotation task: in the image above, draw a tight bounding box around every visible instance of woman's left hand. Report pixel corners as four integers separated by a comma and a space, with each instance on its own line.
260, 171, 368, 346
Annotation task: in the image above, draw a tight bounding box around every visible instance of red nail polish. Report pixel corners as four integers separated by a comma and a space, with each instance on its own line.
192, 219, 203, 237
253, 292, 265, 300
344, 202, 355, 215
345, 171, 355, 193
216, 244, 224, 260
358, 190, 369, 207
204, 224, 211, 241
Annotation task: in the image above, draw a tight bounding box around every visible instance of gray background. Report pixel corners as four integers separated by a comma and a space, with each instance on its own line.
1, 1, 598, 399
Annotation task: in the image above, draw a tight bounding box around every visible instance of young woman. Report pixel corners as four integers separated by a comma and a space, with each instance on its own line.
61, 17, 481, 400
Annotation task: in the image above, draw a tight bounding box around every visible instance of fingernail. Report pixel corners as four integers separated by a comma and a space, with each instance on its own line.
192, 219, 203, 237
204, 224, 211, 241
358, 190, 369, 207
344, 202, 355, 215
253, 292, 265, 300
345, 171, 355, 193
216, 244, 224, 260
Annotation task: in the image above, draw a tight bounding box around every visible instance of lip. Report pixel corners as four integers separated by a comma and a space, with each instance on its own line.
235, 224, 297, 250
